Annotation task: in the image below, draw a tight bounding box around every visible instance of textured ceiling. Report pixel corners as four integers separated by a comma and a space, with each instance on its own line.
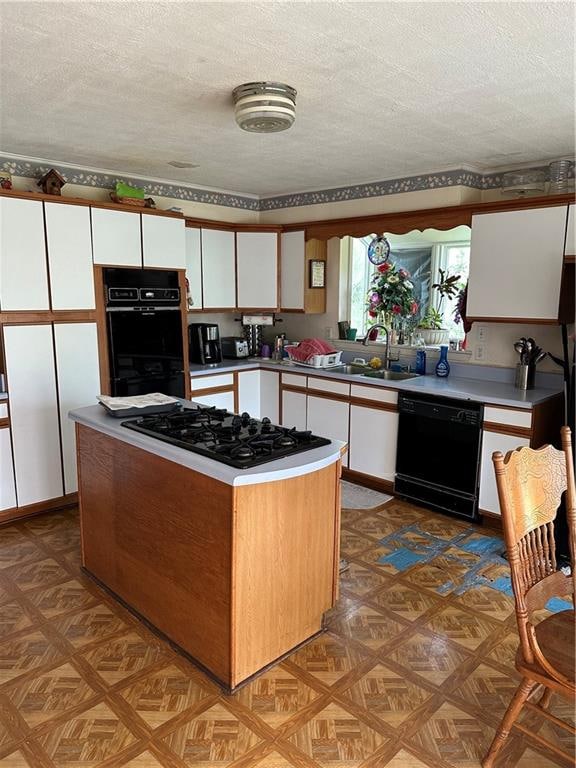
0, 2, 574, 196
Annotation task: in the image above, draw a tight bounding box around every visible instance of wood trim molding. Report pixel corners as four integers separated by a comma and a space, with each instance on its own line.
0, 310, 97, 324
282, 194, 575, 241
0, 492, 78, 525
0, 187, 183, 218
342, 467, 394, 495
564, 254, 575, 264
0, 418, 9, 429
350, 397, 398, 413
190, 384, 236, 398
93, 266, 111, 396
280, 384, 308, 396
178, 270, 191, 400
483, 421, 532, 439
232, 371, 239, 413
186, 219, 282, 233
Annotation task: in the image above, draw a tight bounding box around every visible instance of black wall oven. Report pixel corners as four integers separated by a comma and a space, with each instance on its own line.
395, 392, 483, 520
104, 268, 185, 398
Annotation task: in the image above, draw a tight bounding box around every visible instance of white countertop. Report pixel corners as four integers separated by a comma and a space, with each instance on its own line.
189, 359, 562, 410
69, 403, 345, 487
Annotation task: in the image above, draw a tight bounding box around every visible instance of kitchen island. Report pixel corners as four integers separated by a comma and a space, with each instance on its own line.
70, 403, 344, 691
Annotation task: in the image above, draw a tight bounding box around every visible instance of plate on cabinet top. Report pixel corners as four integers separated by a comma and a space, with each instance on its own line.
367, 235, 390, 265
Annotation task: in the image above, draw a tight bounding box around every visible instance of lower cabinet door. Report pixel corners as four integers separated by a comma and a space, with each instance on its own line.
306, 395, 349, 465
349, 404, 398, 482
260, 370, 279, 424
281, 390, 307, 430
191, 391, 235, 411
0, 428, 17, 511
3, 325, 63, 506
237, 370, 261, 418
54, 323, 101, 494
479, 430, 530, 515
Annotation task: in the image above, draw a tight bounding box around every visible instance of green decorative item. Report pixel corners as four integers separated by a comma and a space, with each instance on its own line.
114, 181, 145, 200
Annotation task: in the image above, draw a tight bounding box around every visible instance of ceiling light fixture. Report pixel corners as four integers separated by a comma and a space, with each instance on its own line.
233, 82, 297, 133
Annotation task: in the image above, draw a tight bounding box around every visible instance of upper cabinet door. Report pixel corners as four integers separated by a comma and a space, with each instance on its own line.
565, 204, 575, 257
91, 207, 142, 267
201, 229, 236, 309
236, 232, 278, 309
467, 206, 568, 321
280, 230, 305, 310
0, 197, 49, 310
185, 228, 202, 309
142, 214, 186, 269
45, 203, 95, 310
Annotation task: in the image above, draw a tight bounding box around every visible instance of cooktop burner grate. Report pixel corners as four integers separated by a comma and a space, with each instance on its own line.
122, 405, 331, 469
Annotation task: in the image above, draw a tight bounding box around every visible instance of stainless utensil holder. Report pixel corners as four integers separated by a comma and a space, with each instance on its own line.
515, 363, 529, 390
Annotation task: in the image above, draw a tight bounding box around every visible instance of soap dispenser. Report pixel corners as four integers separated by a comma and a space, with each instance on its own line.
435, 345, 450, 378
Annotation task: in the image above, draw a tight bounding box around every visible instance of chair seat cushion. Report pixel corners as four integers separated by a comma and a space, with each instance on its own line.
517, 609, 575, 683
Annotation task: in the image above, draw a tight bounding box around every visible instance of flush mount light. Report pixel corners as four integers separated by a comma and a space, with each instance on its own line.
168, 160, 200, 169
232, 82, 297, 133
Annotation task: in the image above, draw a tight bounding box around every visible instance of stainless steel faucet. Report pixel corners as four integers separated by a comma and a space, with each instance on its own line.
362, 324, 392, 369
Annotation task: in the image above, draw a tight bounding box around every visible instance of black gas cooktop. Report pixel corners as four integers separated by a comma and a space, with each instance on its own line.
122, 405, 331, 469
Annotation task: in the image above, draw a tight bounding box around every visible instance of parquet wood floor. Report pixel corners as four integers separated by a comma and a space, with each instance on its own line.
0, 501, 572, 768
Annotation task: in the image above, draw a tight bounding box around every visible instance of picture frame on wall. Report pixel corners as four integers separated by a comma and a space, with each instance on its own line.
309, 259, 326, 288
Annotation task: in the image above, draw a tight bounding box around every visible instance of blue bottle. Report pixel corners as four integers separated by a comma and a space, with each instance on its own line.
415, 349, 426, 375
435, 345, 450, 378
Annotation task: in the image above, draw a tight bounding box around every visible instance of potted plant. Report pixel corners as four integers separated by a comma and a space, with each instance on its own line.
416, 268, 461, 346
365, 261, 418, 340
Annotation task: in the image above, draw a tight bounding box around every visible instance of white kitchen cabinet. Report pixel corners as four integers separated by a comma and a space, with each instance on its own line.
142, 214, 186, 269
236, 232, 278, 309
201, 229, 236, 309
307, 394, 349, 465
479, 431, 530, 515
238, 369, 261, 418
281, 390, 307, 430
54, 323, 101, 495
185, 227, 203, 309
45, 203, 95, 310
280, 230, 305, 310
3, 325, 63, 506
260, 370, 279, 424
0, 197, 49, 310
191, 391, 235, 411
91, 207, 142, 267
565, 204, 575, 257
349, 404, 398, 483
467, 205, 568, 320
0, 428, 17, 511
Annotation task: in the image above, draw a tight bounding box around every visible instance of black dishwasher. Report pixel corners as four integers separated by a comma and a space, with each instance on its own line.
395, 392, 483, 520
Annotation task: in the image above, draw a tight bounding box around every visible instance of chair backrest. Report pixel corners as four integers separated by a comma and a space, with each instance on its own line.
492, 426, 576, 664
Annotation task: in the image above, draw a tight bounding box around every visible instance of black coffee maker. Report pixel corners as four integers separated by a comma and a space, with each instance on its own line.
188, 323, 222, 365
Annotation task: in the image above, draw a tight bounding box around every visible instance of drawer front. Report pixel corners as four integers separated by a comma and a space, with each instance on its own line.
281, 372, 307, 388
0, 404, 7, 420
484, 406, 532, 429
350, 384, 398, 406
307, 377, 350, 397
191, 373, 234, 391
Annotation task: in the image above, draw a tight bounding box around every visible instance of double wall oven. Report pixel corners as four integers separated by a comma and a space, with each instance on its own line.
104, 268, 185, 398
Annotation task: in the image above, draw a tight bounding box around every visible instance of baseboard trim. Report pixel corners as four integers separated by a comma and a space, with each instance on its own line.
479, 509, 503, 532
0, 493, 78, 525
342, 468, 394, 495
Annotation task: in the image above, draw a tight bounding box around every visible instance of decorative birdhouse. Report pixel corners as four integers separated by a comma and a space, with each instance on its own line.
37, 168, 66, 196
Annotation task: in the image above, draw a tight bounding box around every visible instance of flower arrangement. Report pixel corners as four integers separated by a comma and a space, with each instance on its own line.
366, 261, 418, 322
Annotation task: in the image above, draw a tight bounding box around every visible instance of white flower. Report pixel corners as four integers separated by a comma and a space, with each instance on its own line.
387, 275, 399, 284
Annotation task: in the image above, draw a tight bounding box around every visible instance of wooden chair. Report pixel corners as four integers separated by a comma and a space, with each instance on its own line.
482, 426, 576, 768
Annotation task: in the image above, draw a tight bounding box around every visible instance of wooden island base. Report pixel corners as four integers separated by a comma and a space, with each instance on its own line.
76, 424, 341, 691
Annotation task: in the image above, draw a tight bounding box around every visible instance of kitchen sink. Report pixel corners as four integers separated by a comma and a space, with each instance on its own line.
330, 364, 370, 375
361, 370, 421, 381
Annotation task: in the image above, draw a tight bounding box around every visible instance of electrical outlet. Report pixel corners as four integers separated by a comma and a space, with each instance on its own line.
477, 325, 488, 342
474, 344, 485, 361
324, 326, 333, 340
